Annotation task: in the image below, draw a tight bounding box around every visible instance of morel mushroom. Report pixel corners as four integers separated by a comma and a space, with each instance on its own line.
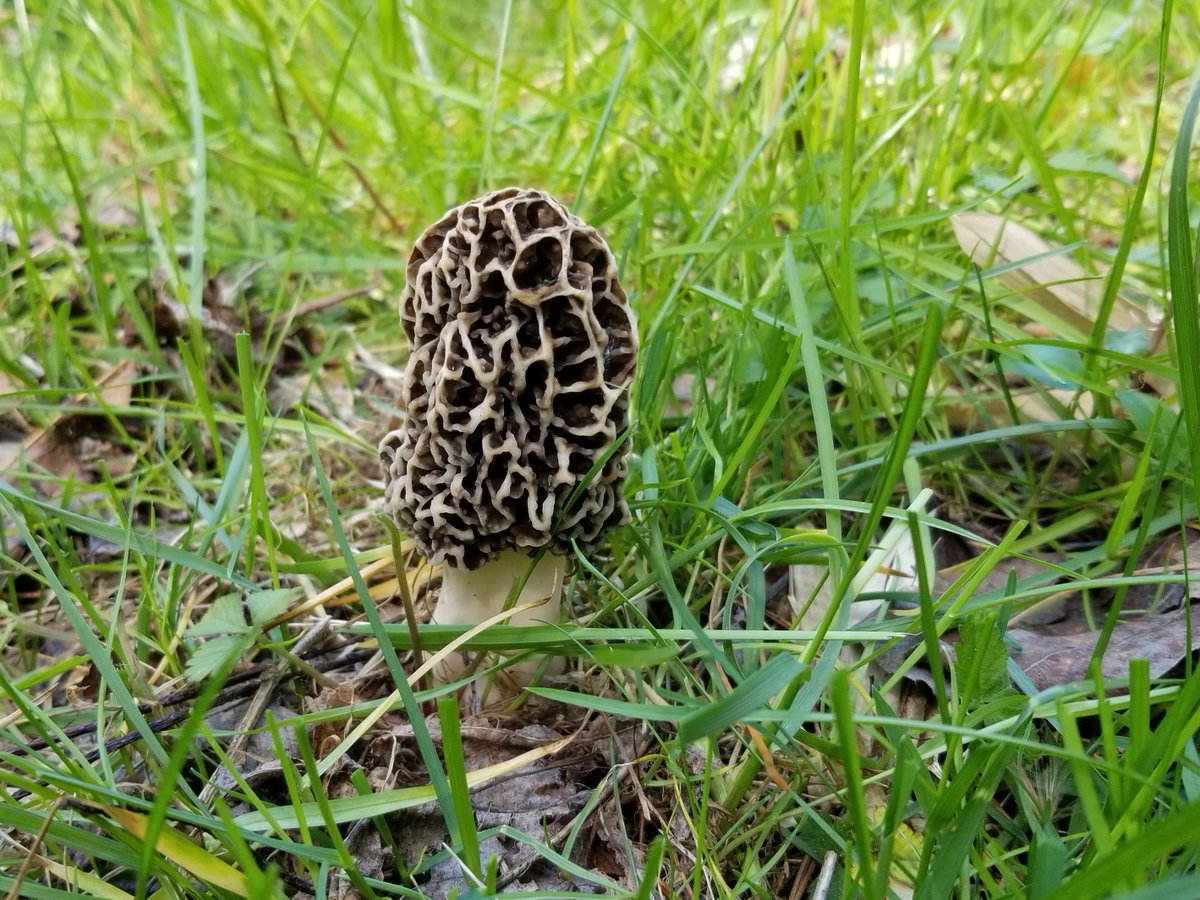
380, 187, 638, 689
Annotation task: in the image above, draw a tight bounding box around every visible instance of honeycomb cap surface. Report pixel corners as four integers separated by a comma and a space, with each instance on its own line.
379, 188, 638, 569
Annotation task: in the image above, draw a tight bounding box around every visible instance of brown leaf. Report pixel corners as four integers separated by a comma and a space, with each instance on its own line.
0, 221, 72, 261
943, 553, 1070, 628
389, 720, 595, 898
308, 682, 363, 762
0, 359, 138, 494
138, 271, 319, 375
939, 385, 1097, 431
142, 273, 242, 356
208, 702, 300, 803
951, 212, 1164, 341
1010, 603, 1200, 690
1126, 531, 1200, 608
2, 195, 138, 269
338, 827, 388, 899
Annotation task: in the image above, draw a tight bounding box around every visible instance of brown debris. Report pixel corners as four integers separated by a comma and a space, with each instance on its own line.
0, 358, 139, 499
137, 271, 321, 375
1011, 603, 1200, 690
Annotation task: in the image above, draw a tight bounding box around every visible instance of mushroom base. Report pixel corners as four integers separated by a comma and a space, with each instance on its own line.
431, 550, 565, 695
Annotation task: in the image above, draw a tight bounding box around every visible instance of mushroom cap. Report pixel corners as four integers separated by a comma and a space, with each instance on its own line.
380, 188, 638, 570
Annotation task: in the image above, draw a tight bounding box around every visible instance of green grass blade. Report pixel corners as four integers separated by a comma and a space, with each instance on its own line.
1167, 72, 1200, 515
439, 694, 483, 881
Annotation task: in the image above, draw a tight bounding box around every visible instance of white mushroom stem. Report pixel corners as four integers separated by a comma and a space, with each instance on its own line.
431, 549, 565, 689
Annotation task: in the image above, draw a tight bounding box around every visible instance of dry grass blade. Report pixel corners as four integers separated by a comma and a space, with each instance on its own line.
236, 728, 582, 832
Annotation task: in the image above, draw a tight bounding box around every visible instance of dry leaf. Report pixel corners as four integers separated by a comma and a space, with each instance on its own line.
946, 212, 1173, 422
0, 359, 138, 495
939, 385, 1097, 431
1010, 603, 1200, 690
950, 212, 1163, 341
208, 702, 301, 801
338, 828, 388, 900
668, 373, 717, 417
139, 271, 319, 373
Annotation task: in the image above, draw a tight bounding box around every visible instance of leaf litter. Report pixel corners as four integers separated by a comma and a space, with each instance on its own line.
839, 512, 1200, 696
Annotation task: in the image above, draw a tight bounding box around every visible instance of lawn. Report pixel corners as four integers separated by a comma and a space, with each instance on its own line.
2, 0, 1200, 897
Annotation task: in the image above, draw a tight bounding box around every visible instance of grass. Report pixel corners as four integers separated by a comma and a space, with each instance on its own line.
2, 0, 1200, 896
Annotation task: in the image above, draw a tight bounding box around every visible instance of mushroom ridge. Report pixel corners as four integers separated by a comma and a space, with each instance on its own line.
380, 188, 638, 570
